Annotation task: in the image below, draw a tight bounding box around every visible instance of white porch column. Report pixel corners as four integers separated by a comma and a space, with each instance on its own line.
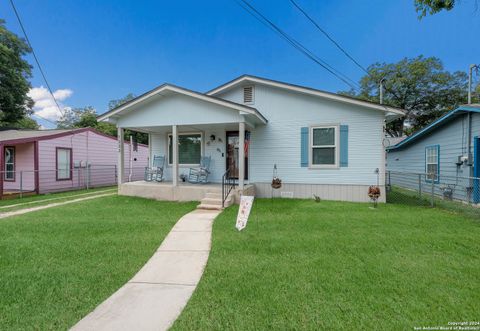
148, 133, 152, 167
172, 125, 179, 187
238, 121, 245, 190
117, 127, 124, 186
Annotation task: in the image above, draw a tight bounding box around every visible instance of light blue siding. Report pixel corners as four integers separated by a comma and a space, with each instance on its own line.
216, 83, 384, 185
387, 112, 479, 201
387, 114, 475, 178
117, 94, 243, 128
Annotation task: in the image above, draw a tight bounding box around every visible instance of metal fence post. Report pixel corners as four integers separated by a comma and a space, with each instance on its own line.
418, 174, 422, 199
431, 178, 435, 207
86, 166, 90, 190
20, 171, 23, 199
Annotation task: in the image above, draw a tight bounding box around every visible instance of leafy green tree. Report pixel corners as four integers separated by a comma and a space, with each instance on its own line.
415, 0, 456, 17
14, 116, 39, 129
0, 19, 35, 126
341, 56, 471, 137
57, 93, 148, 144
57, 106, 117, 136
107, 93, 148, 144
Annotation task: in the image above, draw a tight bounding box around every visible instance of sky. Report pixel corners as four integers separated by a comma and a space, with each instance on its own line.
1, 0, 479, 128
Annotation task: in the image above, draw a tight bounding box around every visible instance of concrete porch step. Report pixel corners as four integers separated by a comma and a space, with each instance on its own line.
201, 198, 222, 206
197, 195, 233, 210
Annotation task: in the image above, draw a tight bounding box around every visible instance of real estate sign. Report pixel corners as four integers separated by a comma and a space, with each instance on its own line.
236, 195, 254, 231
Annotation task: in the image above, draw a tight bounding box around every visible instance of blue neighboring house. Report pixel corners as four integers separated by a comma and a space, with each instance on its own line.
387, 104, 480, 202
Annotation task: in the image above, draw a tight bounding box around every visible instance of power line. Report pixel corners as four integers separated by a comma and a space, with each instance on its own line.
31, 114, 57, 126
289, 0, 404, 102
289, 0, 369, 75
235, 0, 360, 91
9, 0, 64, 117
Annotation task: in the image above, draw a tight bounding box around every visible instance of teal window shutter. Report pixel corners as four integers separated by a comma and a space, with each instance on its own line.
301, 127, 308, 167
340, 125, 348, 167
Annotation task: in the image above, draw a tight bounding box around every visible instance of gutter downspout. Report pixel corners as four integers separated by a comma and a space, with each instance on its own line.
128, 135, 133, 182
467, 112, 474, 203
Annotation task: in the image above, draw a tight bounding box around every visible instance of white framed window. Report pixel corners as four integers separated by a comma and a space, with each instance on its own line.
309, 125, 339, 168
4, 146, 15, 181
168, 132, 202, 166
56, 147, 72, 180
425, 145, 439, 182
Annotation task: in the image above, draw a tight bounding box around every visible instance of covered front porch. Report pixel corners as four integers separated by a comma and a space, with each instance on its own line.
98, 84, 267, 203
119, 180, 255, 204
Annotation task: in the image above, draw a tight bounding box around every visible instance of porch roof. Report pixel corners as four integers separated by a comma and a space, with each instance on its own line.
0, 128, 88, 145
98, 84, 268, 128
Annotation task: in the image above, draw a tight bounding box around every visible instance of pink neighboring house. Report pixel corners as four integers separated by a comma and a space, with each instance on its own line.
0, 128, 148, 198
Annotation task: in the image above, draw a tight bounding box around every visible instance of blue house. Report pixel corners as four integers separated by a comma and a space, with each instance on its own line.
98, 75, 404, 206
387, 104, 480, 203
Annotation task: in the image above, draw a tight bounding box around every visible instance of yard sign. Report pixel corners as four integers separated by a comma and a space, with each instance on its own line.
236, 195, 254, 231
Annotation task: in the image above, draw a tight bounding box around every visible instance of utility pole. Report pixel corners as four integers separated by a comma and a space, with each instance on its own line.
468, 64, 479, 104
379, 78, 386, 105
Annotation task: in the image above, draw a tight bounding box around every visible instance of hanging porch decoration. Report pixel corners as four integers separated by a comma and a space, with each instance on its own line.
271, 164, 282, 189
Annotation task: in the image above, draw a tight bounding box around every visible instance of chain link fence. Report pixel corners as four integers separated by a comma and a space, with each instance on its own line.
386, 170, 480, 218
0, 165, 147, 200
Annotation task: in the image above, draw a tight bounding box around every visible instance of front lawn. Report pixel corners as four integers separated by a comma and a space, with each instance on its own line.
0, 195, 196, 330
173, 199, 480, 330
0, 186, 116, 211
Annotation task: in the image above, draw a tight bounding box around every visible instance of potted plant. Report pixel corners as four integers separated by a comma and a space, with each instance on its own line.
271, 177, 282, 189
271, 164, 282, 189
368, 185, 381, 208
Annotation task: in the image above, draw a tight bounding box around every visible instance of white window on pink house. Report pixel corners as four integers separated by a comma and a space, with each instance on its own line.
4, 146, 15, 181
56, 148, 72, 180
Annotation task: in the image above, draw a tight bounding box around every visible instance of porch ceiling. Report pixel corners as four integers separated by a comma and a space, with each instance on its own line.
129, 123, 249, 134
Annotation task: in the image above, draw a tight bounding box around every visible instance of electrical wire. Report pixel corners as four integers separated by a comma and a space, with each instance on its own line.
289, 0, 369, 75
235, 0, 360, 91
31, 113, 57, 127
9, 0, 65, 116
288, 0, 404, 102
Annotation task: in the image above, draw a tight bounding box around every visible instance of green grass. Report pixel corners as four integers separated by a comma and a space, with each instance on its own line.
173, 199, 480, 330
0, 186, 116, 210
388, 185, 480, 219
0, 195, 196, 330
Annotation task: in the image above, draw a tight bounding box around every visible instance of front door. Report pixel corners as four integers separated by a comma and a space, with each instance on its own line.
226, 131, 248, 180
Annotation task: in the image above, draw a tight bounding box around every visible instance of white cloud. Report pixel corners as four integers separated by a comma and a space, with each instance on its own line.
28, 86, 73, 121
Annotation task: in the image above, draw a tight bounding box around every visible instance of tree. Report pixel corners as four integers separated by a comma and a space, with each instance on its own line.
14, 116, 39, 129
0, 19, 35, 126
57, 106, 97, 129
108, 94, 148, 144
57, 106, 116, 136
341, 56, 472, 137
57, 93, 148, 144
108, 93, 135, 112
415, 0, 456, 17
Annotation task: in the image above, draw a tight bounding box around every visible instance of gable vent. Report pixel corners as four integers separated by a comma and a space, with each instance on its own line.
243, 86, 254, 104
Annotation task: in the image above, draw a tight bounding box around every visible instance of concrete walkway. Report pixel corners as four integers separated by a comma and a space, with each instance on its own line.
71, 209, 221, 331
